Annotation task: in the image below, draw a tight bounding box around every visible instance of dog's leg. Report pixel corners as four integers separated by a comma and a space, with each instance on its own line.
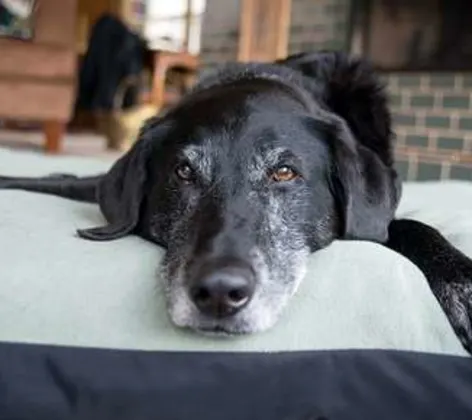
0, 174, 102, 203
385, 219, 472, 354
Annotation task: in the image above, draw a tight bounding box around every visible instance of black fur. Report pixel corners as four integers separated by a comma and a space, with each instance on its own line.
1, 51, 471, 348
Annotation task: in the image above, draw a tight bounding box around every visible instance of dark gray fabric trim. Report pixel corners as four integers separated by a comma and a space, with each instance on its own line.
0, 342, 471, 420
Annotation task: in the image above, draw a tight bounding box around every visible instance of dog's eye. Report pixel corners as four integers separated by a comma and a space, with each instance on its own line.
175, 163, 195, 182
270, 166, 299, 183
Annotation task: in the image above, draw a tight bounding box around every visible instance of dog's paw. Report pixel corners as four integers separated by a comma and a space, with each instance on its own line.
434, 279, 472, 354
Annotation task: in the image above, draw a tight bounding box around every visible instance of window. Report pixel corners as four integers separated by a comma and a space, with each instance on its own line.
350, 0, 472, 71
144, 0, 206, 54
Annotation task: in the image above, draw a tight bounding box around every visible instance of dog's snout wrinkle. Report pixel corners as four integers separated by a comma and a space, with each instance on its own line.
189, 258, 255, 318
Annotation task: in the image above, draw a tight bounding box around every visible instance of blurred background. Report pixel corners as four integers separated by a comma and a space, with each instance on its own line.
0, 0, 470, 182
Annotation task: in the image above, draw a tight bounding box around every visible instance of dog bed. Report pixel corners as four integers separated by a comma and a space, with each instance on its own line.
0, 147, 471, 419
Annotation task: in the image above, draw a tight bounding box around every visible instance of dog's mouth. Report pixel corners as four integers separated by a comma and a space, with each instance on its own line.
190, 322, 254, 336
197, 325, 238, 336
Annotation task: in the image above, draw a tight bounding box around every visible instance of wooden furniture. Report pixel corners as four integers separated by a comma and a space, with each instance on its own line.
238, 0, 291, 62
71, 48, 199, 150
0, 0, 77, 153
82, 48, 199, 152
147, 50, 199, 109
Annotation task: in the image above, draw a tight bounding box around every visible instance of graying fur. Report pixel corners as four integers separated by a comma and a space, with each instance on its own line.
161, 245, 310, 334
158, 140, 315, 334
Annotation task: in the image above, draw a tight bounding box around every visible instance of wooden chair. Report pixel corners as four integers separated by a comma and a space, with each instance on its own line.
0, 0, 77, 153
147, 50, 199, 109
91, 49, 199, 151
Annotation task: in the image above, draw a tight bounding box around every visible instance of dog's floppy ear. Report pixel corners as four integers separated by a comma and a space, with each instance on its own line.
280, 50, 394, 166
285, 51, 400, 242
78, 117, 164, 241
327, 117, 401, 243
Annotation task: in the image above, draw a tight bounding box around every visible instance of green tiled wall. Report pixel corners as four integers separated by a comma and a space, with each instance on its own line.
387, 72, 472, 181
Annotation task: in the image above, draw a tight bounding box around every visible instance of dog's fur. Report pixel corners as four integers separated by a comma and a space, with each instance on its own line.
1, 51, 471, 351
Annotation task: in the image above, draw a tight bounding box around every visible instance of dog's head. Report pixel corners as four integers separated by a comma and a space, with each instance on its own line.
78, 52, 401, 334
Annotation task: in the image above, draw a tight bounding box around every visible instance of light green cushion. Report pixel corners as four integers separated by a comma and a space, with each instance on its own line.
0, 148, 469, 357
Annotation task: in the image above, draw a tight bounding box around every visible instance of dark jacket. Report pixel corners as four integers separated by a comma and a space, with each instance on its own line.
75, 14, 146, 111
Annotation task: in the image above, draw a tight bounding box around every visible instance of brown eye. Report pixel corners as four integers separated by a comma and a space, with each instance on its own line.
175, 163, 194, 182
270, 166, 299, 183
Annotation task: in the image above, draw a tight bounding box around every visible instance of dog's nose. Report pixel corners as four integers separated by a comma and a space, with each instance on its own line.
190, 267, 255, 318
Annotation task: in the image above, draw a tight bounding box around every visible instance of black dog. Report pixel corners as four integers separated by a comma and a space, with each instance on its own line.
1, 51, 471, 352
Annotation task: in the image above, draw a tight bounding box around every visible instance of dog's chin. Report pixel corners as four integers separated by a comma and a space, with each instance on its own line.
193, 325, 249, 337
173, 318, 277, 336
169, 308, 281, 336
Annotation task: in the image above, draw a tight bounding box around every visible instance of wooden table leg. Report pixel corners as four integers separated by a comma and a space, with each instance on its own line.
43, 120, 65, 153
